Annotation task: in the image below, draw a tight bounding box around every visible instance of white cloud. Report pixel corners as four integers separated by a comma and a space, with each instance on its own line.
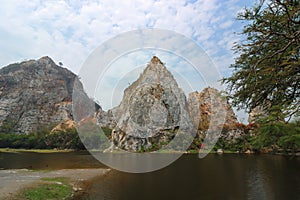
0, 0, 255, 121
0, 0, 251, 71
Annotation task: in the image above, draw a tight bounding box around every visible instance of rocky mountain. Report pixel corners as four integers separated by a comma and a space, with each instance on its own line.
97, 56, 194, 151
188, 88, 238, 129
0, 55, 245, 152
0, 56, 83, 134
188, 88, 243, 142
96, 56, 243, 151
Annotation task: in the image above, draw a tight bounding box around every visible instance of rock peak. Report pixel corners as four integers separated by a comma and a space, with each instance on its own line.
39, 56, 53, 61
150, 56, 163, 65
0, 56, 84, 134
98, 56, 193, 151
37, 56, 56, 65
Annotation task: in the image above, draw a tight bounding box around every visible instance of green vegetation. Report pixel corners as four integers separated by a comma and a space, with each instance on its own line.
0, 130, 86, 150
222, 0, 299, 120
0, 124, 113, 150
0, 133, 48, 149
219, 0, 300, 154
0, 113, 297, 154
0, 148, 73, 153
212, 119, 300, 155
20, 177, 72, 200
45, 128, 85, 150
252, 119, 300, 154
0, 121, 77, 149
0, 118, 17, 133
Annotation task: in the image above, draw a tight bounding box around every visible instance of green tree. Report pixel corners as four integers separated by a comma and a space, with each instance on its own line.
251, 119, 300, 153
45, 128, 85, 150
223, 0, 300, 121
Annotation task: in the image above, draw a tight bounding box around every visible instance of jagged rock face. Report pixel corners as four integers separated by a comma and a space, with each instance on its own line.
98, 56, 193, 151
0, 56, 79, 134
188, 87, 241, 140
96, 109, 115, 129
188, 88, 238, 129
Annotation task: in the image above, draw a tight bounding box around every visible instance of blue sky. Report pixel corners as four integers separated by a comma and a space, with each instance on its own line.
0, 0, 257, 122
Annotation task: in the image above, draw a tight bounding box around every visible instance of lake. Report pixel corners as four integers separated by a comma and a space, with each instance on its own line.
1, 151, 299, 200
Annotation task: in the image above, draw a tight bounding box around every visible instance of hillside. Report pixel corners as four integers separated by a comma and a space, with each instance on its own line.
0, 56, 80, 134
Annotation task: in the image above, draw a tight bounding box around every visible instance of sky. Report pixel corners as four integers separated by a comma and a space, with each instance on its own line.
0, 0, 257, 122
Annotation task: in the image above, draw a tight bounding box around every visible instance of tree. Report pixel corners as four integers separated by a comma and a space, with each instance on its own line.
222, 0, 300, 121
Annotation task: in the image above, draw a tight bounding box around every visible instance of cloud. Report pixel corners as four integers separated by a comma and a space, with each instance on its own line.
0, 0, 253, 70
0, 0, 255, 121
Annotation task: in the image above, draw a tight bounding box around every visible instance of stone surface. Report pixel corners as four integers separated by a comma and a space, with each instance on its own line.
50, 119, 76, 133
0, 56, 244, 149
188, 87, 242, 141
0, 56, 83, 134
97, 56, 194, 151
97, 57, 245, 151
188, 87, 238, 129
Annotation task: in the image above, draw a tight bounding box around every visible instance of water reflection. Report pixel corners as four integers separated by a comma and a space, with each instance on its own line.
247, 165, 268, 200
1, 152, 299, 200
82, 154, 300, 200
0, 151, 106, 170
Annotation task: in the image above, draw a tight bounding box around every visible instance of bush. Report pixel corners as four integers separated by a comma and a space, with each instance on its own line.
45, 128, 85, 150
0, 127, 86, 150
0, 133, 48, 149
251, 120, 300, 153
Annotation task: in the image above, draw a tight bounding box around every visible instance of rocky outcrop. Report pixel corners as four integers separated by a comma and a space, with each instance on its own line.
97, 56, 194, 151
188, 87, 243, 141
0, 55, 244, 150
96, 57, 246, 152
50, 119, 76, 133
0, 56, 83, 134
188, 88, 238, 128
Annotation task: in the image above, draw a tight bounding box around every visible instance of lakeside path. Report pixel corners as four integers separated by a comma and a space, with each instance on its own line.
0, 168, 110, 199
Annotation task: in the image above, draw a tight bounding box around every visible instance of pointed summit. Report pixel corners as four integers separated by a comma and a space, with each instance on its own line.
145, 56, 167, 73
98, 57, 193, 151
150, 56, 163, 65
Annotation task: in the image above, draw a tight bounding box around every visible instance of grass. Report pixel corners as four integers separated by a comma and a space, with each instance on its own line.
20, 177, 73, 200
0, 148, 75, 153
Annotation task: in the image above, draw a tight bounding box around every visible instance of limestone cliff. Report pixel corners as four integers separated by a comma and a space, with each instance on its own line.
188, 87, 243, 141
0, 56, 82, 134
97, 56, 193, 151
188, 88, 238, 129
96, 57, 246, 151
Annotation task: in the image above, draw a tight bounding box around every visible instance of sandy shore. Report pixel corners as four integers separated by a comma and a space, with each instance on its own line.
0, 168, 110, 200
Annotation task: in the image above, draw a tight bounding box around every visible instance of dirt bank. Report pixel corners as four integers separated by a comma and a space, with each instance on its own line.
0, 168, 110, 199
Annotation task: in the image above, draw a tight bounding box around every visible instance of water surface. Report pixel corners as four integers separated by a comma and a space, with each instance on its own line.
82, 154, 300, 200
0, 151, 106, 169
1, 152, 299, 200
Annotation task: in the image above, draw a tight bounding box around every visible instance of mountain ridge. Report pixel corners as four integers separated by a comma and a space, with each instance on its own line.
0, 55, 244, 152
96, 56, 240, 151
0, 56, 84, 134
